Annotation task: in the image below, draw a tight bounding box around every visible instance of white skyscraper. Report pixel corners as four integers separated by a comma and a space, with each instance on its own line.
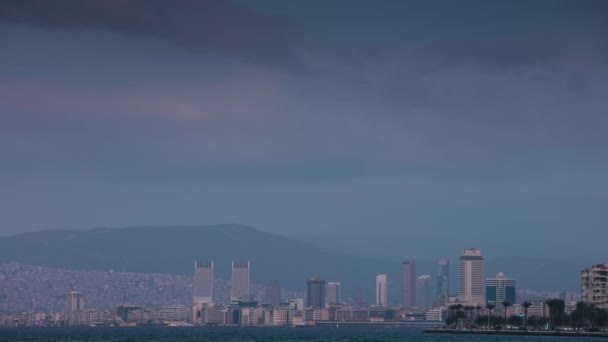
376, 274, 387, 307
231, 260, 250, 302
458, 248, 485, 306
194, 260, 213, 304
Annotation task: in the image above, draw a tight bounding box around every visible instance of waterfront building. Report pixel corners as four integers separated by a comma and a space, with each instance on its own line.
288, 298, 304, 310
425, 308, 445, 321
581, 263, 608, 309
485, 272, 516, 307
458, 248, 485, 306
116, 305, 141, 322
203, 307, 225, 325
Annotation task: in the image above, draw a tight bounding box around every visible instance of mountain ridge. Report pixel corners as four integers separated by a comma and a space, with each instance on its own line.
0, 224, 583, 297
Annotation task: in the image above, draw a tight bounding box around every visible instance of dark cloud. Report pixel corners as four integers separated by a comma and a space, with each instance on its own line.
0, 0, 302, 67
418, 38, 560, 71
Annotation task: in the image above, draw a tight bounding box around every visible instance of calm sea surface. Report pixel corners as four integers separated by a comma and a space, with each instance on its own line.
0, 327, 597, 342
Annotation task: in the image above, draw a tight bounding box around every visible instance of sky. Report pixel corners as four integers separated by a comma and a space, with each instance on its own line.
1, 0, 607, 261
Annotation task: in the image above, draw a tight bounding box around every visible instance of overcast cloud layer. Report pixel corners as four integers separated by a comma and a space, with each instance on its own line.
1, 0, 607, 261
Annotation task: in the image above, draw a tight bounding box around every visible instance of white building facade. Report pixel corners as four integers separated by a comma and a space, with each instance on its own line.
582, 263, 608, 309
376, 274, 387, 307
458, 248, 485, 306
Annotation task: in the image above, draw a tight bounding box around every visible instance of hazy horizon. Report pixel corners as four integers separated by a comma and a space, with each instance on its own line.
2, 1, 608, 263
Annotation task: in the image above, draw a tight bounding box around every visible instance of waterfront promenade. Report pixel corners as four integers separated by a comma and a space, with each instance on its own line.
425, 328, 608, 338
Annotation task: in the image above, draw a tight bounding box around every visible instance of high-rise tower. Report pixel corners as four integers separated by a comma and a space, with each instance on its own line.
376, 274, 387, 307
231, 260, 250, 302
264, 280, 281, 307
66, 291, 84, 312
458, 248, 485, 306
436, 257, 449, 305
416, 275, 432, 308
193, 260, 213, 304
326, 282, 341, 305
485, 272, 516, 307
306, 276, 326, 309
401, 257, 416, 308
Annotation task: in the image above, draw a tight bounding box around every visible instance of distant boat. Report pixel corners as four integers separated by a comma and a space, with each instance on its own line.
167, 321, 194, 327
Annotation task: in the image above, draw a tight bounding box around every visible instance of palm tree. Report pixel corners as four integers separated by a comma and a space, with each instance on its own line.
501, 300, 512, 324
448, 304, 459, 324
486, 303, 495, 329
464, 305, 473, 323
522, 301, 532, 330
545, 299, 565, 330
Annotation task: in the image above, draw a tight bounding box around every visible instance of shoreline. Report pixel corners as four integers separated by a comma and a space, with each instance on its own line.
425, 329, 608, 338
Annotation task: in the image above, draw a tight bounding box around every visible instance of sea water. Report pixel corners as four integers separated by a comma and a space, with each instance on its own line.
0, 327, 594, 342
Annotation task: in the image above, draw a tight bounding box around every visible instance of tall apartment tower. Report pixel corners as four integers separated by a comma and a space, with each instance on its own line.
458, 248, 485, 306
194, 260, 214, 304
231, 260, 251, 302
376, 274, 388, 307
306, 276, 326, 309
436, 257, 449, 305
401, 257, 417, 308
416, 275, 432, 308
581, 263, 608, 310
485, 272, 516, 307
66, 291, 84, 312
326, 282, 341, 305
264, 280, 281, 307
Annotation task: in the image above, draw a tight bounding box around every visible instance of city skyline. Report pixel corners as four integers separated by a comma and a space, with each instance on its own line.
2, 0, 607, 333
2, 249, 604, 331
